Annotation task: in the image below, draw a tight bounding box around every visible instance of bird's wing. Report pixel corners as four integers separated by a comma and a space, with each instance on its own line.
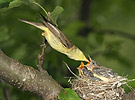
40, 14, 74, 49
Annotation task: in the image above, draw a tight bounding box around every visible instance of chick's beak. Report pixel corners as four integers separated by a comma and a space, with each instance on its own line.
87, 55, 91, 64
78, 61, 84, 68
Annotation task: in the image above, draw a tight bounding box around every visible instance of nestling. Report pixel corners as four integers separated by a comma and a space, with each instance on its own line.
78, 59, 121, 82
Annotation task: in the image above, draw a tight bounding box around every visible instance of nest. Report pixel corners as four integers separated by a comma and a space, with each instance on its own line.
65, 60, 133, 100
72, 77, 127, 100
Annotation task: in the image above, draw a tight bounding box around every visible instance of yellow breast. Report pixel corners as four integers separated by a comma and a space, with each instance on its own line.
42, 28, 68, 53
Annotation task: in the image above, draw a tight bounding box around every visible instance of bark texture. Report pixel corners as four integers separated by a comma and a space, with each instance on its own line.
0, 49, 63, 100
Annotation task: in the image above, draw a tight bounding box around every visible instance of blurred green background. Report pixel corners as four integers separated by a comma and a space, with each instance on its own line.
0, 0, 135, 100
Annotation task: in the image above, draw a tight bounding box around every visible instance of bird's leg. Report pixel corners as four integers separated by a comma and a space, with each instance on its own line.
37, 36, 47, 71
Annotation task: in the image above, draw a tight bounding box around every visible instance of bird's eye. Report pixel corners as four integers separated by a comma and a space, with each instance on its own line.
92, 62, 95, 65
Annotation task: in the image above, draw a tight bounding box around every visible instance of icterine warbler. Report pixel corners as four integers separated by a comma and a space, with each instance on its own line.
19, 14, 89, 62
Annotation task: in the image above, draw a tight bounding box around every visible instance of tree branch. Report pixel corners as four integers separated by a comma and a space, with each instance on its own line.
0, 49, 63, 100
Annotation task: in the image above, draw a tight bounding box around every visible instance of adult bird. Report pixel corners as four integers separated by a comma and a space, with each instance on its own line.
19, 14, 89, 62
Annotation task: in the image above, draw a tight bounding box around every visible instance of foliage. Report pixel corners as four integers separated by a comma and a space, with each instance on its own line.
0, 0, 135, 100
50, 6, 64, 26
58, 88, 81, 100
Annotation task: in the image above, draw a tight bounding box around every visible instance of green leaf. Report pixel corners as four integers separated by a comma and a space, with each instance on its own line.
8, 0, 25, 9
0, 0, 26, 11
50, 6, 64, 26
58, 88, 81, 100
0, 0, 63, 26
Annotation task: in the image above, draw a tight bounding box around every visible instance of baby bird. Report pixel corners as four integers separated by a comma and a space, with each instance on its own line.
78, 59, 121, 82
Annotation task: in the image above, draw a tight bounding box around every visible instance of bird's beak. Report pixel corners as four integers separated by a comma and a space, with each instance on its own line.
77, 62, 84, 69
85, 55, 91, 63
19, 19, 45, 31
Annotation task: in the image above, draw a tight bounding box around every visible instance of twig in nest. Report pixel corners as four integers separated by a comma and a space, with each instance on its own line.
37, 37, 46, 71
72, 77, 126, 100
125, 79, 135, 93
63, 61, 80, 79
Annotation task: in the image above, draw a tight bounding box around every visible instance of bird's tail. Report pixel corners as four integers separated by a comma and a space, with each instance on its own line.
18, 19, 45, 31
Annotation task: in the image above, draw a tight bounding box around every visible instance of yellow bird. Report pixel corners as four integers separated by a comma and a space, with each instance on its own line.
19, 14, 89, 62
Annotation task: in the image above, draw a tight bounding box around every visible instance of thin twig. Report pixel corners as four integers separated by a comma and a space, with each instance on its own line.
37, 12, 50, 71
37, 37, 46, 71
63, 61, 79, 79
